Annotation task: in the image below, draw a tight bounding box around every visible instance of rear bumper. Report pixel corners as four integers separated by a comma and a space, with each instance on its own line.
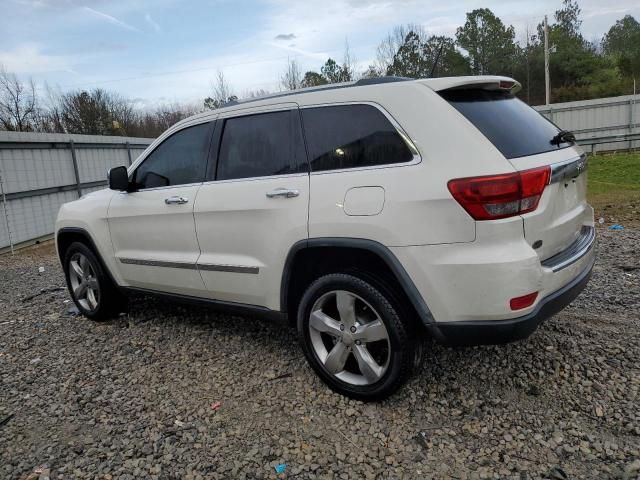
427, 254, 595, 346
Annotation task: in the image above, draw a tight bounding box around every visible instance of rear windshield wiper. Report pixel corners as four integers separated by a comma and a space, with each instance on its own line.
550, 130, 575, 146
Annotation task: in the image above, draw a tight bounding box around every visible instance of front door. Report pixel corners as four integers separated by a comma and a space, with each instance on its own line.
108, 121, 214, 296
193, 105, 309, 310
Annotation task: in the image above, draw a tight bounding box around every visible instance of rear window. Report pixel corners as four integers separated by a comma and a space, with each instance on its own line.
440, 89, 573, 159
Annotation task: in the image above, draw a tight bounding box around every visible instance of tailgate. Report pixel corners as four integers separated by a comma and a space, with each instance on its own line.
437, 81, 592, 262
509, 150, 589, 261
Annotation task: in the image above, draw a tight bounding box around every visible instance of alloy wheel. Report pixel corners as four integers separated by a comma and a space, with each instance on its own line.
308, 290, 391, 386
68, 252, 100, 312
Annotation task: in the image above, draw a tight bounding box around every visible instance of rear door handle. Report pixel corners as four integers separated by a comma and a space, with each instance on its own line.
266, 188, 300, 199
165, 196, 189, 205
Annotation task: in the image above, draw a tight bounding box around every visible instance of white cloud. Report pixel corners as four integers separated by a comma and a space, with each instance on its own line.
83, 6, 140, 33
145, 13, 161, 33
0, 44, 74, 74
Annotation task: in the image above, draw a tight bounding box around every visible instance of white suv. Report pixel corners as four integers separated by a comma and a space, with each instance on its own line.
55, 76, 595, 400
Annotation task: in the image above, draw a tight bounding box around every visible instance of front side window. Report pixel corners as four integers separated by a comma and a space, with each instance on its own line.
134, 122, 212, 189
216, 110, 307, 181
301, 104, 414, 172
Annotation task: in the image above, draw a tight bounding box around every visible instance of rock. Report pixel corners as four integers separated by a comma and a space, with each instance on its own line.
0, 224, 638, 480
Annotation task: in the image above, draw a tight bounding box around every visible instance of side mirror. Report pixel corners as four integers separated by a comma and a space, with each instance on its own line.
108, 166, 130, 191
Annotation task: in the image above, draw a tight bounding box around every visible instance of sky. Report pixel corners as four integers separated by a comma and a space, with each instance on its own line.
1, 0, 638, 108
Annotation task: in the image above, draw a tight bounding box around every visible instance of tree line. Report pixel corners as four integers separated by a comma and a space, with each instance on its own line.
1, 0, 639, 137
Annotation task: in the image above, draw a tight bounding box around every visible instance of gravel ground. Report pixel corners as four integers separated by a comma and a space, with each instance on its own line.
1, 227, 638, 480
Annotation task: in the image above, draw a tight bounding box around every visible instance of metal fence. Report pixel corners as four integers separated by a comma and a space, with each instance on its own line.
0, 92, 639, 253
0, 132, 153, 252
535, 94, 640, 152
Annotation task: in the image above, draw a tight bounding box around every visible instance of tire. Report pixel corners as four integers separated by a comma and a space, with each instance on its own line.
63, 241, 125, 321
297, 273, 416, 401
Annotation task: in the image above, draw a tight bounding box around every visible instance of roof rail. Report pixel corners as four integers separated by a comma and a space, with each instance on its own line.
354, 76, 411, 86
222, 76, 413, 108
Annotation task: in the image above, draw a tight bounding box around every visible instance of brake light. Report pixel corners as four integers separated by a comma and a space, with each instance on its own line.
447, 166, 550, 220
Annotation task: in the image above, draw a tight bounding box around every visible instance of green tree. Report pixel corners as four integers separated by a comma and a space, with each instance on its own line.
385, 32, 469, 78
533, 0, 624, 102
302, 71, 328, 87
456, 8, 518, 75
425, 36, 470, 77
602, 15, 640, 82
387, 31, 430, 77
321, 58, 351, 83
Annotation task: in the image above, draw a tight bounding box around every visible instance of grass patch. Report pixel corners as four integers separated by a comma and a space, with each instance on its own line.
587, 151, 640, 225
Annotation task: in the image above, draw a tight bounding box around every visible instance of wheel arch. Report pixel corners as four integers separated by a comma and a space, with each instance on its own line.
281, 238, 435, 328
56, 227, 120, 288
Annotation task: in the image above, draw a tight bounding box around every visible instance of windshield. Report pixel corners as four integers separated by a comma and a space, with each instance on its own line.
440, 89, 574, 159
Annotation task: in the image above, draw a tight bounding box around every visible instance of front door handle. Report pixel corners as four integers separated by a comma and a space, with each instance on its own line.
266, 188, 300, 199
165, 196, 189, 205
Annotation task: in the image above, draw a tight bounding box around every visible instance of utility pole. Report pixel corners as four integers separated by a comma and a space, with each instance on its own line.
526, 23, 531, 104
544, 15, 550, 105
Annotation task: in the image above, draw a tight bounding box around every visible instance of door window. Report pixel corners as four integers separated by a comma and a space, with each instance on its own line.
301, 104, 414, 172
134, 122, 213, 189
216, 110, 307, 181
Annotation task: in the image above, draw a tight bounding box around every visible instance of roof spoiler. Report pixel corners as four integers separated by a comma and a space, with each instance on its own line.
421, 76, 522, 94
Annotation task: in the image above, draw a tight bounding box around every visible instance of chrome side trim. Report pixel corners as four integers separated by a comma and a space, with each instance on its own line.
118, 257, 259, 274
550, 154, 587, 185
119, 258, 194, 269
197, 263, 260, 274
541, 225, 596, 272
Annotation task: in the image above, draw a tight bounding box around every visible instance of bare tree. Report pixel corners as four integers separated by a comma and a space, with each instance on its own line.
342, 40, 357, 81
243, 88, 270, 99
0, 66, 38, 131
204, 70, 237, 109
281, 58, 302, 90
153, 102, 198, 131
37, 84, 65, 133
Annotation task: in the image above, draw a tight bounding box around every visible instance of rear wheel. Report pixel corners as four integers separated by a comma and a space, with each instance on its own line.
297, 273, 416, 401
63, 242, 125, 320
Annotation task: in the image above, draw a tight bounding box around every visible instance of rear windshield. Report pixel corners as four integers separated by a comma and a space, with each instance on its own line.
440, 89, 573, 159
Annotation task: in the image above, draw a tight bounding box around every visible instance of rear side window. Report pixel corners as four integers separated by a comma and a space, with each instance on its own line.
440, 89, 573, 159
301, 104, 414, 172
216, 110, 307, 180
134, 122, 212, 189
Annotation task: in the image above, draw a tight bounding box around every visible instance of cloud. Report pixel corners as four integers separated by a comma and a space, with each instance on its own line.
274, 33, 296, 41
145, 13, 161, 33
83, 6, 140, 33
0, 44, 73, 74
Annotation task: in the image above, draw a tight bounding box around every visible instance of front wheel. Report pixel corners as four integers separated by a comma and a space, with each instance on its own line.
63, 241, 125, 320
297, 273, 417, 401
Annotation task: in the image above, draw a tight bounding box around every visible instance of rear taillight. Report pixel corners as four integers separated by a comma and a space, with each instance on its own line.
447, 166, 550, 220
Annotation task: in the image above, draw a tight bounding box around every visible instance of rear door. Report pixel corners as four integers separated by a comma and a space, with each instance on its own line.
193, 104, 309, 310
440, 87, 590, 261
108, 121, 214, 296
